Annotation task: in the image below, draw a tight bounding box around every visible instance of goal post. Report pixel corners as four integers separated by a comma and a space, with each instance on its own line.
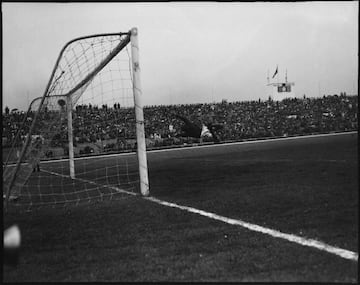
3, 28, 150, 209
67, 97, 75, 179
130, 27, 149, 197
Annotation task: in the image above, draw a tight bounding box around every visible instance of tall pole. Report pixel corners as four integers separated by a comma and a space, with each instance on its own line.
130, 27, 149, 196
67, 97, 75, 179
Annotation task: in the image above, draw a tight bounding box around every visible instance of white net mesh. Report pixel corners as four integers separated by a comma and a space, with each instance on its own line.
3, 32, 142, 210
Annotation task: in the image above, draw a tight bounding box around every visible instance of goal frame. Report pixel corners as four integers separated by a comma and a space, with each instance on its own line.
5, 27, 149, 209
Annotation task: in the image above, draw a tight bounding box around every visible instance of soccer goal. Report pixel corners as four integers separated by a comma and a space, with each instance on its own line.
3, 28, 149, 210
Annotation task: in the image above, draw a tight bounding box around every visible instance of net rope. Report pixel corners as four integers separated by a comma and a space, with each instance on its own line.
3, 32, 141, 210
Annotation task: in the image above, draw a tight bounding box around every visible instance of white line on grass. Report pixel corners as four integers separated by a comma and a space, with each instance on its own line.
148, 131, 358, 155
27, 132, 359, 263
42, 167, 358, 262
14, 131, 356, 166
144, 196, 358, 262
41, 169, 136, 196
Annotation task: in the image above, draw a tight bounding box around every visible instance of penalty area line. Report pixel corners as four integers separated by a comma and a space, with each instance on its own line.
144, 196, 358, 262
41, 169, 137, 196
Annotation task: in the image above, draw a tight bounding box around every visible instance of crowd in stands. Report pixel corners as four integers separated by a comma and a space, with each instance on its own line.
143, 93, 357, 143
2, 94, 358, 152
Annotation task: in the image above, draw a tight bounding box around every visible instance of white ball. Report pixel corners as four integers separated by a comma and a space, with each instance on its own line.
4, 224, 21, 249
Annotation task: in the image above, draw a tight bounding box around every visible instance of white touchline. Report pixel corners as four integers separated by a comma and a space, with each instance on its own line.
18, 131, 359, 263
144, 196, 358, 262
42, 168, 358, 262
7, 131, 356, 166
147, 131, 358, 155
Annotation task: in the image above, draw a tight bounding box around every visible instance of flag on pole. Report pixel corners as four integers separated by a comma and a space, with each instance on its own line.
272, 65, 278, 78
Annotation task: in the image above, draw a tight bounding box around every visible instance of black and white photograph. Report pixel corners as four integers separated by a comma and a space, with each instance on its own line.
2, 1, 358, 282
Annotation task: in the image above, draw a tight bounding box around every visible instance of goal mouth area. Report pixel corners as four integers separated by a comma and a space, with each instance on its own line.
4, 28, 149, 210
4, 165, 139, 211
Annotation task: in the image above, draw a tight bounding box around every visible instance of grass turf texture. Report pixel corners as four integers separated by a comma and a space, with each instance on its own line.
3, 132, 358, 282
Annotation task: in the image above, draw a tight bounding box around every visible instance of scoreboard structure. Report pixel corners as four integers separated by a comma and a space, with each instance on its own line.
267, 68, 296, 101
267, 82, 296, 101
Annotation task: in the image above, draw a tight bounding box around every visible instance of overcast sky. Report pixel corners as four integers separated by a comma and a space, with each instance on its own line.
2, 2, 358, 111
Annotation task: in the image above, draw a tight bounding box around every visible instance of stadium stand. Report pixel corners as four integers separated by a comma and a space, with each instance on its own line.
2, 94, 358, 157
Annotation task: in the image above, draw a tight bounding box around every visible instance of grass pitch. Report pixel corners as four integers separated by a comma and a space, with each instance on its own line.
3, 132, 358, 282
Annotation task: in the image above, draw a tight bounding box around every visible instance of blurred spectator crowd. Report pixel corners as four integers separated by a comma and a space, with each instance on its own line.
2, 94, 358, 151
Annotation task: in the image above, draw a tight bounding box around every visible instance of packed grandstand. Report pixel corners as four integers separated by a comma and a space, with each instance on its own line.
2, 94, 358, 159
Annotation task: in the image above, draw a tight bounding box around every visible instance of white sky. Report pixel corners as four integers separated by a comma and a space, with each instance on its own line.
2, 2, 358, 111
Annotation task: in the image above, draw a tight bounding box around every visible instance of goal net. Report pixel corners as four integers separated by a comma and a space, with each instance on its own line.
3, 28, 149, 210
